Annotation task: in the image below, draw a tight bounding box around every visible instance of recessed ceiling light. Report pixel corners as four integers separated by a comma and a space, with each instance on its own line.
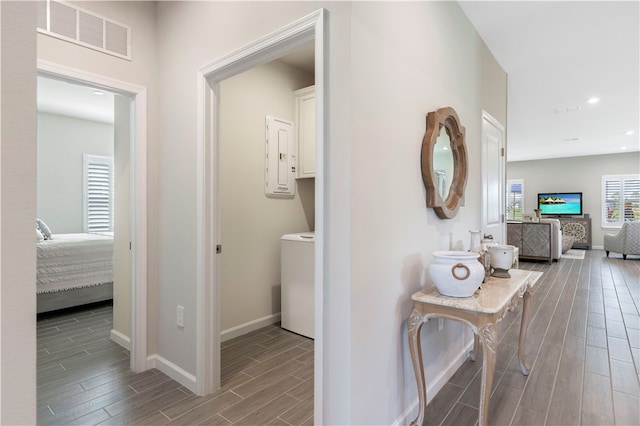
625, 130, 634, 135
621, 146, 627, 150
93, 90, 105, 96
587, 97, 600, 104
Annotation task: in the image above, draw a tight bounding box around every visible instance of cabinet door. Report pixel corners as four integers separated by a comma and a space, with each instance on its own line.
522, 223, 550, 258
507, 223, 522, 250
295, 86, 315, 178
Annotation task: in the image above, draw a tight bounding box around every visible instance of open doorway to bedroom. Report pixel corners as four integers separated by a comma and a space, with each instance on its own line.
35, 67, 148, 424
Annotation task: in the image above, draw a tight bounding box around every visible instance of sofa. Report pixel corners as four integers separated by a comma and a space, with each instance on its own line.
604, 221, 640, 260
540, 219, 563, 260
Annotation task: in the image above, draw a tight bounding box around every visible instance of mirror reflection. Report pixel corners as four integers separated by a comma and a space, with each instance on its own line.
433, 128, 454, 199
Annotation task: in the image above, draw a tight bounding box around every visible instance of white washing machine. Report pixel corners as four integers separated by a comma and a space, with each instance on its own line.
281, 232, 314, 339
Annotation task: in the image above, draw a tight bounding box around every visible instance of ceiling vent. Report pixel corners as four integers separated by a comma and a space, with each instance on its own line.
553, 105, 581, 114
37, 0, 131, 60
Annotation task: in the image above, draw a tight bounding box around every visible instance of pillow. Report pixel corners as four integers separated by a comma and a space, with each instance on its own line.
36, 228, 44, 243
36, 218, 52, 240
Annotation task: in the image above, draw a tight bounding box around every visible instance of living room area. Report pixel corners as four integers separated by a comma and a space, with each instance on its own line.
506, 152, 640, 262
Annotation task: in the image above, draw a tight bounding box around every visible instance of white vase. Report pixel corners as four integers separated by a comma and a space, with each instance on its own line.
487, 245, 515, 278
429, 251, 484, 298
469, 230, 482, 252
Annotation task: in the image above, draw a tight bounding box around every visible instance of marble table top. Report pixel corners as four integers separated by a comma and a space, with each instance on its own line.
412, 269, 543, 314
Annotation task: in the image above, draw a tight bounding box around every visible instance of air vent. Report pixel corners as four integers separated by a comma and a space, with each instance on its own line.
553, 105, 581, 114
37, 0, 131, 60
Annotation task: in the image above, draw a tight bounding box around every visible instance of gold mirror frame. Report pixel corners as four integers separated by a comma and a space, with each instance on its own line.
421, 107, 468, 219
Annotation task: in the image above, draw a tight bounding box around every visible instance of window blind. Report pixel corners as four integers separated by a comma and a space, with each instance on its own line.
602, 174, 640, 227
84, 154, 114, 233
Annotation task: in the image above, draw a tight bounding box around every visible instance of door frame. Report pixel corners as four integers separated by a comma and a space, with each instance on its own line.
195, 8, 327, 423
37, 59, 149, 372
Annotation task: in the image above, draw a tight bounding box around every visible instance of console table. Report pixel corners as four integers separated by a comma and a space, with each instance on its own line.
407, 269, 543, 426
558, 217, 591, 249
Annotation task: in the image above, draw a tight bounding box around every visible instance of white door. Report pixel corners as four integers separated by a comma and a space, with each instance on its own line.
482, 111, 506, 243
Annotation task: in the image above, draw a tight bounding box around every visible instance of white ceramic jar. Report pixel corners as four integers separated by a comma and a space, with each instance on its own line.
429, 251, 484, 298
487, 244, 515, 271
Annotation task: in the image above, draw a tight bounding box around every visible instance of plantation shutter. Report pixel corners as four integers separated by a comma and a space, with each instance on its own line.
623, 177, 640, 220
84, 154, 114, 233
507, 179, 524, 221
602, 174, 640, 227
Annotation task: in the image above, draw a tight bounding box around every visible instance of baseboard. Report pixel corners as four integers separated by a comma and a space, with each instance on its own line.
393, 340, 474, 426
110, 329, 131, 351
592, 245, 603, 250
146, 354, 197, 393
220, 313, 281, 342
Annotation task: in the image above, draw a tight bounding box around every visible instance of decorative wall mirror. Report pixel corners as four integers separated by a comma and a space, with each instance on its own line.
421, 107, 468, 219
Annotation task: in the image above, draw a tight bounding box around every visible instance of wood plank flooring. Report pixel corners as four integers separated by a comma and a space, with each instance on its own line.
37, 304, 313, 425
38, 250, 639, 425
424, 250, 640, 426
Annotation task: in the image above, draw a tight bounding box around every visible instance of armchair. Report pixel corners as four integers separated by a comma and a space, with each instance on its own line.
604, 221, 640, 260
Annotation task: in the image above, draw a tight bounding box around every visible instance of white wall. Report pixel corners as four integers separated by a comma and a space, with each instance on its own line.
37, 112, 114, 233
507, 152, 640, 248
0, 2, 37, 424
219, 60, 314, 332
349, 3, 506, 423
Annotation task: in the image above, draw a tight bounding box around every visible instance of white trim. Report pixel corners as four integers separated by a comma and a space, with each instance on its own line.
110, 329, 131, 350
220, 313, 281, 343
146, 354, 197, 392
392, 341, 474, 426
195, 11, 327, 426
37, 59, 148, 373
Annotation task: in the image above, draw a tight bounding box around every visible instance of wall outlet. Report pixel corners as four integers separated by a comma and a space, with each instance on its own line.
177, 305, 184, 328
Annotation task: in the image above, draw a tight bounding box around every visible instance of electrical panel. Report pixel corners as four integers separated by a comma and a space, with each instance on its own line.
265, 115, 296, 198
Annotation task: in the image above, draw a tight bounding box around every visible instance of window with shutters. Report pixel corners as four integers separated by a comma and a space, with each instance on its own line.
83, 154, 114, 233
507, 179, 524, 221
602, 174, 640, 228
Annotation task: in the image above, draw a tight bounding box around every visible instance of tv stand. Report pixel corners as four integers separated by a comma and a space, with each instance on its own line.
557, 217, 591, 249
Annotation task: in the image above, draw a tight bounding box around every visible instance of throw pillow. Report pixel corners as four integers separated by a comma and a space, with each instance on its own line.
36, 218, 53, 240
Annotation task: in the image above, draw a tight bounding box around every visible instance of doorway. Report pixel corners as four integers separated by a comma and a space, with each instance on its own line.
37, 60, 149, 372
195, 9, 327, 423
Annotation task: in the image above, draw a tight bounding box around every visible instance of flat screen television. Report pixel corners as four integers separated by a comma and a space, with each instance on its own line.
537, 192, 583, 216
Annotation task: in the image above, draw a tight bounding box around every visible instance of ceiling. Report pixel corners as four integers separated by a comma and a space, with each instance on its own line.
38, 2, 639, 163
459, 1, 639, 162
38, 75, 115, 124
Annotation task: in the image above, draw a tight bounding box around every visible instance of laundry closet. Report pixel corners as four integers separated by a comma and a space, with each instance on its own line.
218, 53, 315, 344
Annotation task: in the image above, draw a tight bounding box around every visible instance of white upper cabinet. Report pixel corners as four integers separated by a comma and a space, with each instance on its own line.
294, 85, 315, 179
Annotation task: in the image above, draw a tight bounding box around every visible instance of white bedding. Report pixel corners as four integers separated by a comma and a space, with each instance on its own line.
37, 233, 113, 294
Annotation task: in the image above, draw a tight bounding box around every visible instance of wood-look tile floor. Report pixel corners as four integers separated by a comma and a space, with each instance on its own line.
424, 250, 640, 426
37, 304, 313, 425
38, 250, 639, 426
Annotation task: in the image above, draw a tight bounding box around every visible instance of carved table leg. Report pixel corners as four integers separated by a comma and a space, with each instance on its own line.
408, 309, 426, 426
469, 333, 480, 362
518, 289, 532, 375
478, 323, 497, 426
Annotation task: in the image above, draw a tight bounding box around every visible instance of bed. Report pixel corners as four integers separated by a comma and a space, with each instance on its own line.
37, 232, 114, 313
